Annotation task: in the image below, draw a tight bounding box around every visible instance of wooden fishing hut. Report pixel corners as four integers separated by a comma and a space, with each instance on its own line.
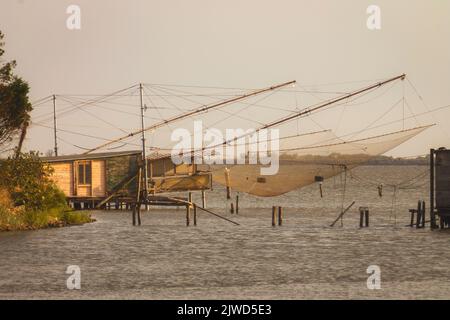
430, 148, 450, 229
42, 150, 212, 209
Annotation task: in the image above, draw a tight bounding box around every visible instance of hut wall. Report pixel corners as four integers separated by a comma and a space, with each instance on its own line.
175, 163, 194, 175
92, 160, 106, 197
50, 162, 73, 196
105, 155, 139, 196
436, 150, 450, 209
150, 158, 194, 177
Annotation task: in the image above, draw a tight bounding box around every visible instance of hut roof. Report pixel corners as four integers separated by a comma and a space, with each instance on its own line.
41, 150, 142, 163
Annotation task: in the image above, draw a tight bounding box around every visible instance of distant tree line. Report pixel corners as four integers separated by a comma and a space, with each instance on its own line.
365, 155, 429, 165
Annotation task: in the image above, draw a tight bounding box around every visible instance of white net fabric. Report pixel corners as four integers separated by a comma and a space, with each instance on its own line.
206, 125, 430, 196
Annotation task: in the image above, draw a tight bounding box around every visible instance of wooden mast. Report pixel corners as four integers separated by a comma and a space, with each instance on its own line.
260, 74, 406, 130
189, 74, 407, 157
139, 83, 148, 199
53, 94, 58, 156
82, 80, 296, 154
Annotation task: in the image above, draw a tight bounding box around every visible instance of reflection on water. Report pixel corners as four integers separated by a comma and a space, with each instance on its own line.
1, 166, 450, 299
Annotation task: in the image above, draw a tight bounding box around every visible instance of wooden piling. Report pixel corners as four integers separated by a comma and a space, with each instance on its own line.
364, 209, 369, 227
278, 206, 283, 226
193, 204, 197, 226
236, 194, 239, 214
272, 206, 276, 227
225, 168, 231, 200
360, 209, 364, 228
409, 209, 415, 227
416, 200, 421, 229
230, 202, 235, 214
132, 204, 136, 226
186, 204, 190, 227
430, 149, 437, 229
202, 190, 206, 208
137, 202, 142, 226
421, 201, 426, 228
135, 167, 142, 226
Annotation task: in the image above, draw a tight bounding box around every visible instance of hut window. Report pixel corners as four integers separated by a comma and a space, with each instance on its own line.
77, 161, 92, 185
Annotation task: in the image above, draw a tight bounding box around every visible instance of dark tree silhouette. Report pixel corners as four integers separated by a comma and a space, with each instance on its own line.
0, 31, 32, 153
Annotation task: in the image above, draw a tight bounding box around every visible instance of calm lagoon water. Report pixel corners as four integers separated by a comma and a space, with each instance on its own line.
1, 165, 450, 299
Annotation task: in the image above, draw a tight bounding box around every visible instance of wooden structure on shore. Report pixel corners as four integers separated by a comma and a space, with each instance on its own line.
430, 148, 450, 229
42, 150, 211, 210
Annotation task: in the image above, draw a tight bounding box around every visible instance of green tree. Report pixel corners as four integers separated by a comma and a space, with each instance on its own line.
0, 31, 32, 150
0, 152, 67, 211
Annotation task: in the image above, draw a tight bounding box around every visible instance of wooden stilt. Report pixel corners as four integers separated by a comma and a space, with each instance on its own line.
364, 209, 369, 227
421, 201, 426, 228
416, 201, 421, 229
230, 202, 234, 214
135, 167, 142, 226
137, 202, 142, 226
430, 149, 437, 229
224, 168, 231, 200
202, 190, 206, 208
193, 204, 197, 226
278, 206, 283, 226
186, 205, 190, 226
360, 208, 364, 228
409, 209, 415, 227
236, 194, 239, 214
132, 204, 136, 226
272, 206, 276, 227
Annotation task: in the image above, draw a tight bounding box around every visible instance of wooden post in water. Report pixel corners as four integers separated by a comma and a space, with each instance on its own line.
359, 208, 364, 228
224, 168, 231, 200
421, 201, 426, 228
193, 204, 197, 226
278, 206, 283, 226
132, 204, 136, 226
137, 202, 142, 226
430, 149, 437, 229
409, 209, 415, 227
135, 167, 142, 226
236, 194, 239, 214
364, 209, 369, 227
202, 190, 206, 208
230, 202, 235, 214
416, 200, 421, 229
186, 192, 193, 226
186, 205, 190, 226
272, 206, 276, 227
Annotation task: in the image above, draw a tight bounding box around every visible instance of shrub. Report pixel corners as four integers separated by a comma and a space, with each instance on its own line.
0, 152, 93, 231
0, 152, 68, 211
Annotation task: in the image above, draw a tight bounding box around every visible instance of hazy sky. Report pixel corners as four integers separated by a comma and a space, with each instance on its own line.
1, 0, 449, 156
